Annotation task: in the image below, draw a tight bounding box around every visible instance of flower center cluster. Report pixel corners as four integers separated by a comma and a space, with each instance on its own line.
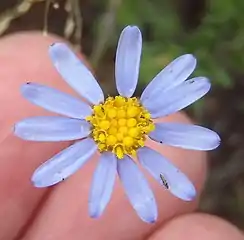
86, 96, 155, 159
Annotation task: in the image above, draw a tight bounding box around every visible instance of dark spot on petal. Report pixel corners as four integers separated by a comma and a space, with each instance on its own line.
148, 218, 157, 224
26, 82, 31, 84
159, 141, 163, 143
50, 43, 56, 46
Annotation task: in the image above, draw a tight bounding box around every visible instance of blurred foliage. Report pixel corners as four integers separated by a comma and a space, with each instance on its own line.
106, 0, 244, 89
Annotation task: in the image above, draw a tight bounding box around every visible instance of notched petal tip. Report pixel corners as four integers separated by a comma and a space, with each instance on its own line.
123, 25, 141, 31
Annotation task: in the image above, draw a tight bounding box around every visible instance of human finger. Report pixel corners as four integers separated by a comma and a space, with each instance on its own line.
148, 213, 243, 240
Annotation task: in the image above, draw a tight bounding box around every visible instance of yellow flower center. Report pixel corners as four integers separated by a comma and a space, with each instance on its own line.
86, 96, 155, 159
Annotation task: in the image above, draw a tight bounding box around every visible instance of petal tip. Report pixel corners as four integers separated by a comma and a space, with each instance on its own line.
184, 53, 196, 60
48, 42, 69, 58
89, 204, 103, 219
141, 210, 158, 224
122, 25, 142, 38
211, 132, 221, 150
12, 122, 23, 139
21, 82, 32, 90
124, 25, 140, 30
49, 42, 63, 49
180, 184, 197, 201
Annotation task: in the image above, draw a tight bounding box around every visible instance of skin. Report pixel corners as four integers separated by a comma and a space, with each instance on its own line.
0, 32, 243, 240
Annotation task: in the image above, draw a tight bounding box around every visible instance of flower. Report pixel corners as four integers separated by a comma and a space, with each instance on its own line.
14, 25, 220, 223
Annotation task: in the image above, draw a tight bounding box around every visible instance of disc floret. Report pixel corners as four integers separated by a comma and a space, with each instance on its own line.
86, 96, 155, 159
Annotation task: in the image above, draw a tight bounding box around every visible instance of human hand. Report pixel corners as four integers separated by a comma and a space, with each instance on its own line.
0, 32, 243, 240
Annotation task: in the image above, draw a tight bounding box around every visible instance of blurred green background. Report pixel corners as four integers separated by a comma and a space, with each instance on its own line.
1, 0, 244, 229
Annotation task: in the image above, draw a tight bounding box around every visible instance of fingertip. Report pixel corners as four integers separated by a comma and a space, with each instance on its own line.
0, 32, 85, 137
149, 213, 243, 240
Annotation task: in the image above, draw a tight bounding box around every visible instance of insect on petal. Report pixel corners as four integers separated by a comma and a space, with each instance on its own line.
137, 147, 196, 201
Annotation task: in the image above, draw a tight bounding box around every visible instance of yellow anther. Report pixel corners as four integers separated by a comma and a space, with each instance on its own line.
116, 132, 124, 141
148, 123, 155, 131
118, 126, 128, 135
98, 143, 106, 151
106, 135, 117, 145
114, 96, 125, 107
111, 119, 117, 126
127, 118, 137, 127
107, 108, 117, 119
118, 118, 126, 126
117, 109, 126, 118
128, 127, 139, 137
98, 133, 106, 142
138, 139, 145, 147
115, 145, 124, 159
108, 127, 117, 135
130, 149, 136, 157
100, 120, 110, 130
93, 106, 104, 117
86, 96, 155, 159
144, 112, 151, 119
123, 136, 134, 147
127, 106, 139, 118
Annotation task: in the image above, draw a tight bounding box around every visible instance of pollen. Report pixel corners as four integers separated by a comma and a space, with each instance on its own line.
86, 96, 155, 159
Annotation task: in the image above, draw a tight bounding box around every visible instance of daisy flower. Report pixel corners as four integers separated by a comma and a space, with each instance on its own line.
14, 26, 220, 223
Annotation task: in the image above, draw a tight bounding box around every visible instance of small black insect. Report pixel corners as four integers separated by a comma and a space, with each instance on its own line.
160, 173, 169, 189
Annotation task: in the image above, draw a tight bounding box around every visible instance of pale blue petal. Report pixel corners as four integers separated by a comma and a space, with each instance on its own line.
21, 83, 92, 119
117, 155, 157, 223
14, 116, 91, 142
149, 123, 220, 150
89, 152, 117, 218
115, 26, 142, 97
141, 54, 196, 103
32, 138, 97, 187
137, 147, 196, 201
142, 77, 210, 118
49, 43, 104, 105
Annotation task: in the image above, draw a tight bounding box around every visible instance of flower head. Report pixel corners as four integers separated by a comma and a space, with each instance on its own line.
14, 25, 220, 223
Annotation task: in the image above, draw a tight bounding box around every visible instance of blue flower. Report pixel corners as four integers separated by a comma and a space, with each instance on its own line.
14, 26, 220, 223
